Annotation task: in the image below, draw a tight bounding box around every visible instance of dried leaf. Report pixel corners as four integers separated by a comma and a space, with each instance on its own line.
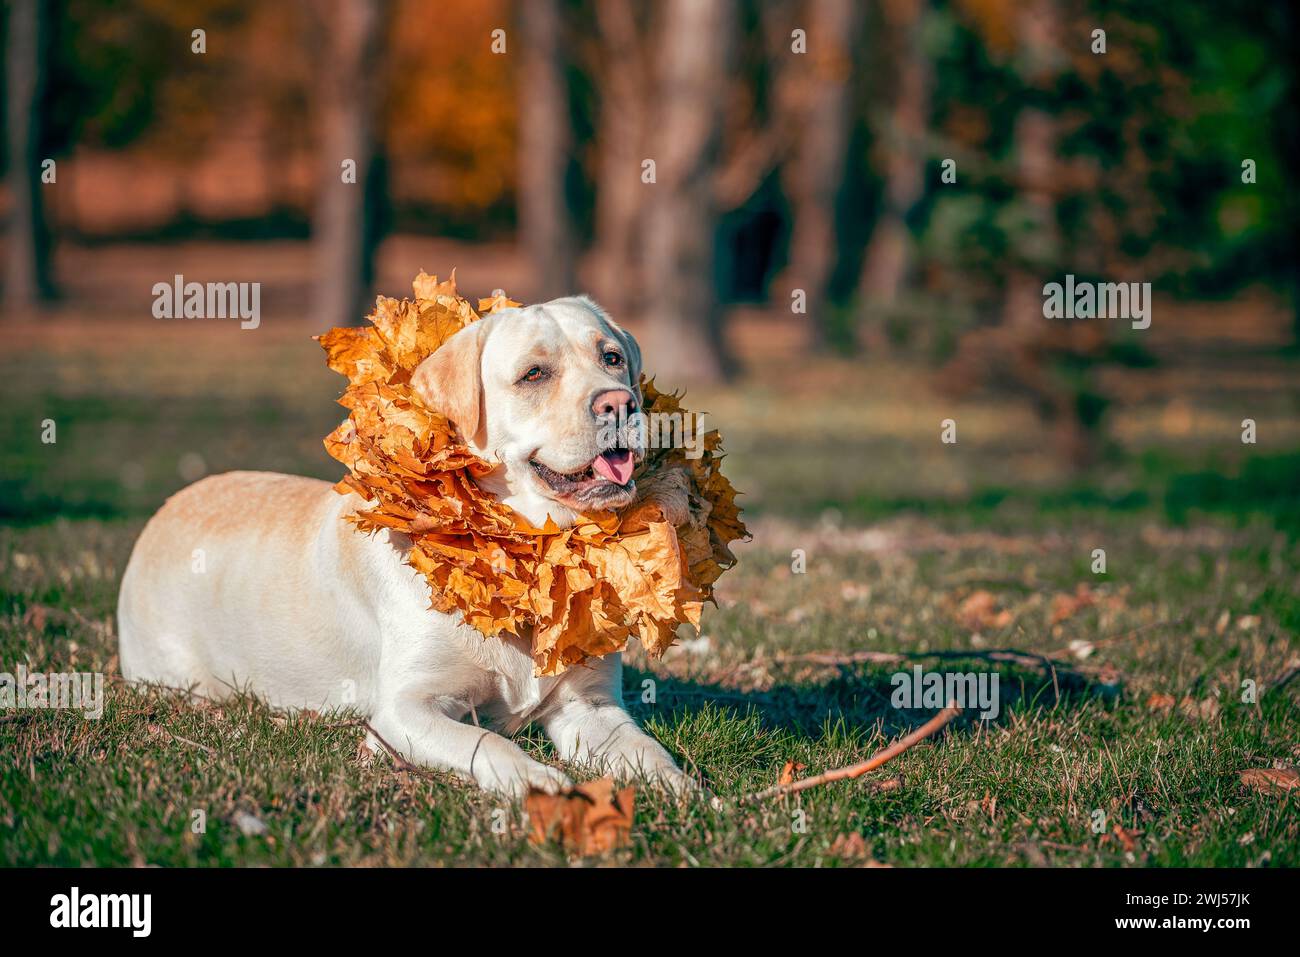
778, 760, 807, 786
829, 832, 871, 859
1111, 823, 1139, 853
478, 291, 523, 314
22, 604, 51, 631
1239, 767, 1300, 794
526, 778, 635, 855
1145, 692, 1177, 713
319, 272, 748, 674
956, 590, 1013, 631
871, 776, 904, 794
1049, 584, 1097, 625
1179, 696, 1219, 722
354, 734, 379, 768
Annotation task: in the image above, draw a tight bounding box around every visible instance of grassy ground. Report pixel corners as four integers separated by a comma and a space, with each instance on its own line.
2, 309, 1298, 867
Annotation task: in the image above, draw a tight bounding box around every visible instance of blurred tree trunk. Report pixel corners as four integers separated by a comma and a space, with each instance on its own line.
310, 0, 388, 328
856, 0, 932, 347
519, 0, 576, 301
590, 0, 647, 316
779, 0, 859, 351
4, 0, 55, 313
1004, 0, 1098, 468
1003, 0, 1059, 331
942, 0, 1103, 470
1278, 4, 1300, 345
642, 0, 736, 384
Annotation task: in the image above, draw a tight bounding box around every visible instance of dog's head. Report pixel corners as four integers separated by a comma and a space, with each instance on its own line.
411, 296, 644, 527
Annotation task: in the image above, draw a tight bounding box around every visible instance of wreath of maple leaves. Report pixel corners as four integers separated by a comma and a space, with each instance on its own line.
318, 272, 747, 675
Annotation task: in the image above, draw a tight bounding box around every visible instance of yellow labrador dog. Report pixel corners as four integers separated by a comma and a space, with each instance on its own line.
118, 296, 692, 797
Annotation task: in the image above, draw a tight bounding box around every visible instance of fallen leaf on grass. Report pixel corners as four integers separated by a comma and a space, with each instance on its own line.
1049, 585, 1097, 625
778, 760, 807, 786
1146, 693, 1218, 721
526, 778, 635, 855
956, 590, 1014, 631
22, 604, 51, 631
1098, 821, 1141, 852
828, 833, 891, 866
1146, 693, 1177, 713
354, 735, 378, 768
1239, 767, 1300, 794
1179, 696, 1219, 722
829, 832, 870, 860
1111, 823, 1139, 853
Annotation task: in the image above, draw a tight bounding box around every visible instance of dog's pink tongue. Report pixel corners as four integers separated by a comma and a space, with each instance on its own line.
593, 449, 635, 485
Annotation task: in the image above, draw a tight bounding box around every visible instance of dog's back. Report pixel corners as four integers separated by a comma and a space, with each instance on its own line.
117, 470, 374, 706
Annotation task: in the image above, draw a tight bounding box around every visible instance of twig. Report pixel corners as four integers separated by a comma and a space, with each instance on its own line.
322, 717, 368, 729
744, 705, 960, 801
361, 721, 440, 780
150, 726, 216, 757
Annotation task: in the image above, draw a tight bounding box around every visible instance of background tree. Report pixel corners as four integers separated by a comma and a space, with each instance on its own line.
589, 0, 648, 316
642, 0, 737, 383
4, 0, 55, 312
310, 0, 389, 328
775, 0, 859, 351
856, 0, 933, 345
5, 0, 1292, 472
518, 0, 576, 301
939, 0, 1114, 468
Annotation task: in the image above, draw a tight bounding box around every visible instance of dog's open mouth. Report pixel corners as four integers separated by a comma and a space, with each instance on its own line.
531, 447, 637, 507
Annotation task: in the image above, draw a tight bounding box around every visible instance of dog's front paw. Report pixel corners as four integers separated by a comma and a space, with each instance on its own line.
643, 764, 703, 798
475, 755, 573, 799
593, 744, 701, 797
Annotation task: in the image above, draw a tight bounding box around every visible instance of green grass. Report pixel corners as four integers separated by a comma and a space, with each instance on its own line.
2, 327, 1298, 866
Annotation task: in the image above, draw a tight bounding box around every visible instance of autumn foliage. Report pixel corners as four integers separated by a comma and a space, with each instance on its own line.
318, 272, 747, 675
525, 778, 636, 855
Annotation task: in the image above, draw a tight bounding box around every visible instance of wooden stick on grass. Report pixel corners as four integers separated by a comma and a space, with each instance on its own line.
363, 720, 442, 781
745, 704, 960, 802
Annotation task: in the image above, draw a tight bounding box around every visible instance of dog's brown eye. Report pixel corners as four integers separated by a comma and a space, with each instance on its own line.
603, 351, 623, 368
520, 366, 545, 383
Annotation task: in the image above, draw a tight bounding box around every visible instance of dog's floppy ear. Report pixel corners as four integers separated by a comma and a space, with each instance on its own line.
410, 319, 489, 445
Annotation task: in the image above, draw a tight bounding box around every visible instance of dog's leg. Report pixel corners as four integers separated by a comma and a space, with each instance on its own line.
369, 688, 571, 798
541, 654, 696, 794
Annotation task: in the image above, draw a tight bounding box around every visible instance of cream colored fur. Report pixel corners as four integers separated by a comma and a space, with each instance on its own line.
117, 297, 691, 797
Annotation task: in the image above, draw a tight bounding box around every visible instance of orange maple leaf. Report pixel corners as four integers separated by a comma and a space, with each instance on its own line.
525, 778, 635, 855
